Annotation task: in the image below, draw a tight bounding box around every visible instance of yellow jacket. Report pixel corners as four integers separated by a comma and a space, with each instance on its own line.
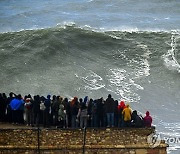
122, 106, 132, 121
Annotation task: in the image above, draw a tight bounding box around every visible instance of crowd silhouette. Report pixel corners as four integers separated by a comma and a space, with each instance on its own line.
0, 92, 152, 128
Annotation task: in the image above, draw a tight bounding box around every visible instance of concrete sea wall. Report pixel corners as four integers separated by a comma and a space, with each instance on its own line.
0, 127, 168, 154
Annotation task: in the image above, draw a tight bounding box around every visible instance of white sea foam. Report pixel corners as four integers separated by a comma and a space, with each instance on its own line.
107, 67, 142, 103
75, 67, 105, 91
162, 32, 180, 73
136, 43, 152, 77
106, 40, 153, 103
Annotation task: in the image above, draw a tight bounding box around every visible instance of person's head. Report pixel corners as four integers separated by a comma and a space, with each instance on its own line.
2, 93, 7, 98
108, 94, 111, 98
27, 94, 32, 98
59, 97, 63, 102
146, 111, 150, 116
47, 95, 51, 99
57, 95, 60, 100
74, 96, 78, 101
40, 96, 45, 101
79, 98, 83, 103
26, 98, 31, 102
9, 92, 14, 97
71, 97, 78, 106
36, 95, 40, 101
120, 101, 125, 106
64, 97, 68, 103
17, 94, 22, 100
89, 98, 93, 104
84, 96, 88, 103
133, 110, 137, 115
52, 95, 56, 101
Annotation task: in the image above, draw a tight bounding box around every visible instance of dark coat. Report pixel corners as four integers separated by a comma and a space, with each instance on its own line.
104, 97, 115, 113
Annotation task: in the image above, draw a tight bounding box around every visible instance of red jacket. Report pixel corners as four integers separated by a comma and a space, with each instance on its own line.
118, 101, 125, 111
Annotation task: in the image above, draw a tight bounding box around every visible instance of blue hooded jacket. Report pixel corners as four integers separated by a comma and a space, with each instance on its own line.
10, 98, 23, 110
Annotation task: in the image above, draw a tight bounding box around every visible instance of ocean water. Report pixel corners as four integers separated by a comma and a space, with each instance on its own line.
0, 0, 180, 153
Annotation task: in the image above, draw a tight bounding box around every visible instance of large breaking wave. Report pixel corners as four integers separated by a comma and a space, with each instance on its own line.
0, 24, 180, 153
0, 25, 179, 100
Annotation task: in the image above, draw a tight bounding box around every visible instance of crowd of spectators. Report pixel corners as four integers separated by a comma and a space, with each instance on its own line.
0, 92, 152, 128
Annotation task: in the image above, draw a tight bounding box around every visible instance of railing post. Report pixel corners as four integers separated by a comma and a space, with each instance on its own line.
37, 124, 40, 154
82, 127, 87, 154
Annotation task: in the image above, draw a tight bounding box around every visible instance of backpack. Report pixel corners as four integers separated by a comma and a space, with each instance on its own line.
81, 108, 88, 117
25, 102, 31, 110
58, 104, 66, 120
40, 102, 46, 111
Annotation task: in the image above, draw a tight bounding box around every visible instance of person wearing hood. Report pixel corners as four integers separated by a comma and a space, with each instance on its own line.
143, 111, 152, 127
118, 100, 126, 127
10, 94, 24, 124
6, 92, 15, 123
122, 104, 132, 127
84, 96, 89, 106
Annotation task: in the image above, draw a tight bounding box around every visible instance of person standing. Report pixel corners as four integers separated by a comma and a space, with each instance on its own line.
63, 98, 70, 128
77, 101, 88, 128
97, 97, 105, 127
143, 111, 152, 127
58, 97, 66, 128
43, 95, 51, 127
32, 95, 41, 127
24, 97, 32, 126
118, 100, 126, 127
122, 104, 132, 127
6, 92, 15, 123
0, 93, 7, 122
10, 94, 24, 124
70, 97, 79, 128
104, 94, 115, 127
